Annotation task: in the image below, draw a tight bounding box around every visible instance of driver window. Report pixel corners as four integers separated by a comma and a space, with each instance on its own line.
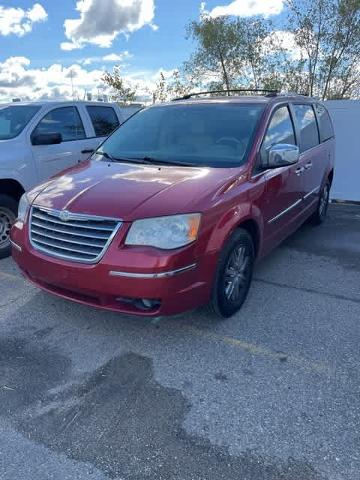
32, 107, 86, 142
262, 106, 296, 160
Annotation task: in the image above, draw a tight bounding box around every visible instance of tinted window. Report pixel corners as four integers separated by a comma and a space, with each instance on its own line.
87, 106, 119, 137
96, 104, 265, 168
314, 104, 334, 142
262, 106, 296, 155
33, 107, 85, 142
293, 104, 319, 152
0, 105, 41, 140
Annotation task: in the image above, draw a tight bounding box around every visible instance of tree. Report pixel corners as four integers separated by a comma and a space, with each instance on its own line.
236, 17, 276, 89
183, 2, 360, 99
184, 16, 243, 91
102, 67, 137, 103
287, 0, 360, 99
153, 71, 167, 103
152, 70, 193, 103
184, 15, 296, 94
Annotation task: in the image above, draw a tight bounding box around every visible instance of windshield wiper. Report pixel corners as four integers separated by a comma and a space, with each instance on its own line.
96, 151, 119, 162
134, 156, 195, 167
97, 151, 149, 164
97, 152, 195, 167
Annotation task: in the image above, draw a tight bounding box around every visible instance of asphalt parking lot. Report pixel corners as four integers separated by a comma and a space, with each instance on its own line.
0, 203, 359, 480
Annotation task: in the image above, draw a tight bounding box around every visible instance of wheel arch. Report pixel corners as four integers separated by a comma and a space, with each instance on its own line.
0, 179, 25, 203
236, 218, 261, 257
328, 169, 334, 186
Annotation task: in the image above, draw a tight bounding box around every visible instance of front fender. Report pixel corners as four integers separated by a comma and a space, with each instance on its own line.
0, 139, 36, 191
205, 199, 264, 255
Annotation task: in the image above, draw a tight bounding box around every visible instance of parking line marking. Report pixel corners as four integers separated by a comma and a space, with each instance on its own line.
0, 268, 336, 377
183, 325, 333, 376
0, 270, 22, 282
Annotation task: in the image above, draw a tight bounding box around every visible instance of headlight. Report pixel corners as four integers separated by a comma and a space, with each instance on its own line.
17, 193, 30, 223
126, 214, 201, 249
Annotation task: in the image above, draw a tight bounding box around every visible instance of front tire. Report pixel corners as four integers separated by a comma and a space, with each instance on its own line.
311, 180, 330, 225
210, 229, 255, 318
0, 195, 18, 259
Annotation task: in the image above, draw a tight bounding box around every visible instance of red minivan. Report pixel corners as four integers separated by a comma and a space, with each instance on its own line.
11, 91, 335, 318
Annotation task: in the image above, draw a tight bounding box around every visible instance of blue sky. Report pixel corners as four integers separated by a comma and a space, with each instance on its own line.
0, 1, 289, 101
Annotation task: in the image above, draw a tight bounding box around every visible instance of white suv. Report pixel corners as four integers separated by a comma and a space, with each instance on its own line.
0, 101, 132, 258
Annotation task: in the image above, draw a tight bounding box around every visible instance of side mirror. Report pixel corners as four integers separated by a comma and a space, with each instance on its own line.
32, 132, 62, 146
266, 144, 300, 168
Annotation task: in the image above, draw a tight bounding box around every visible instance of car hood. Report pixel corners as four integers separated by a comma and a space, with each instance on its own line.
31, 160, 246, 220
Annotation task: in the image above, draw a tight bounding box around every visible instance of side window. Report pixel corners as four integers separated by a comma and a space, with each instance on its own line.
314, 104, 334, 143
87, 106, 120, 137
293, 104, 319, 152
261, 106, 296, 160
33, 107, 86, 142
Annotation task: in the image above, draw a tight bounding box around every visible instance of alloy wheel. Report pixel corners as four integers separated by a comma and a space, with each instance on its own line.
319, 184, 330, 218
224, 246, 251, 302
0, 207, 16, 249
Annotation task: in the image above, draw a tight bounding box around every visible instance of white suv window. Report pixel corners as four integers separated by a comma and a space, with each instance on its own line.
33, 107, 86, 142
87, 106, 119, 137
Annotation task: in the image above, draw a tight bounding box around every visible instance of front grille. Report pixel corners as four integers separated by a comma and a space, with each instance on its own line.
29, 207, 122, 263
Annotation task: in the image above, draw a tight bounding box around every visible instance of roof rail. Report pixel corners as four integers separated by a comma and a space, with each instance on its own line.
278, 90, 309, 97
172, 88, 279, 101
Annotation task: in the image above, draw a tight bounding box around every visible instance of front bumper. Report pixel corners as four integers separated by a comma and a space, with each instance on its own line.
11, 223, 216, 317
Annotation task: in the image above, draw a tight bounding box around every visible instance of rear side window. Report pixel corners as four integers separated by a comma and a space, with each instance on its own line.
87, 106, 119, 137
293, 104, 319, 152
33, 107, 86, 142
314, 104, 334, 142
262, 106, 296, 153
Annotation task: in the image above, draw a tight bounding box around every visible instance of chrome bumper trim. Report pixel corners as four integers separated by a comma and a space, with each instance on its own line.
10, 239, 22, 252
109, 263, 197, 279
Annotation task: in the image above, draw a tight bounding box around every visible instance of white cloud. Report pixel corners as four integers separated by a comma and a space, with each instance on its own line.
201, 0, 284, 18
102, 52, 131, 62
61, 0, 157, 50
60, 42, 79, 51
0, 56, 105, 102
0, 56, 158, 102
26, 3, 48, 22
264, 30, 303, 60
82, 51, 132, 65
0, 3, 47, 37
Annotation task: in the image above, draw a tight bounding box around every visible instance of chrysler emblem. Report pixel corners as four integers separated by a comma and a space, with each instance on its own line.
59, 210, 70, 222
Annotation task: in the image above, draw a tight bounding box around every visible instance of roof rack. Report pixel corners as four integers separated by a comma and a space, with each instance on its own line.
172, 89, 279, 101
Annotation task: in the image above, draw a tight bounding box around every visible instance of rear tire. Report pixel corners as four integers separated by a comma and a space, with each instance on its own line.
210, 229, 255, 318
311, 180, 330, 225
0, 195, 18, 259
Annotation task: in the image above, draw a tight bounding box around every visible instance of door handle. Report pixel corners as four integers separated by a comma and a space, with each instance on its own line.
304, 162, 312, 170
81, 149, 95, 154
295, 167, 304, 176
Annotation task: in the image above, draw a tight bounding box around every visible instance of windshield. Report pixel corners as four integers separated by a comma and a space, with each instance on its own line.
96, 103, 264, 168
0, 105, 41, 140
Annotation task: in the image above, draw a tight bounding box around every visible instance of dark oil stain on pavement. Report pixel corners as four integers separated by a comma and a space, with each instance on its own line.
0, 338, 70, 415
0, 337, 326, 480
